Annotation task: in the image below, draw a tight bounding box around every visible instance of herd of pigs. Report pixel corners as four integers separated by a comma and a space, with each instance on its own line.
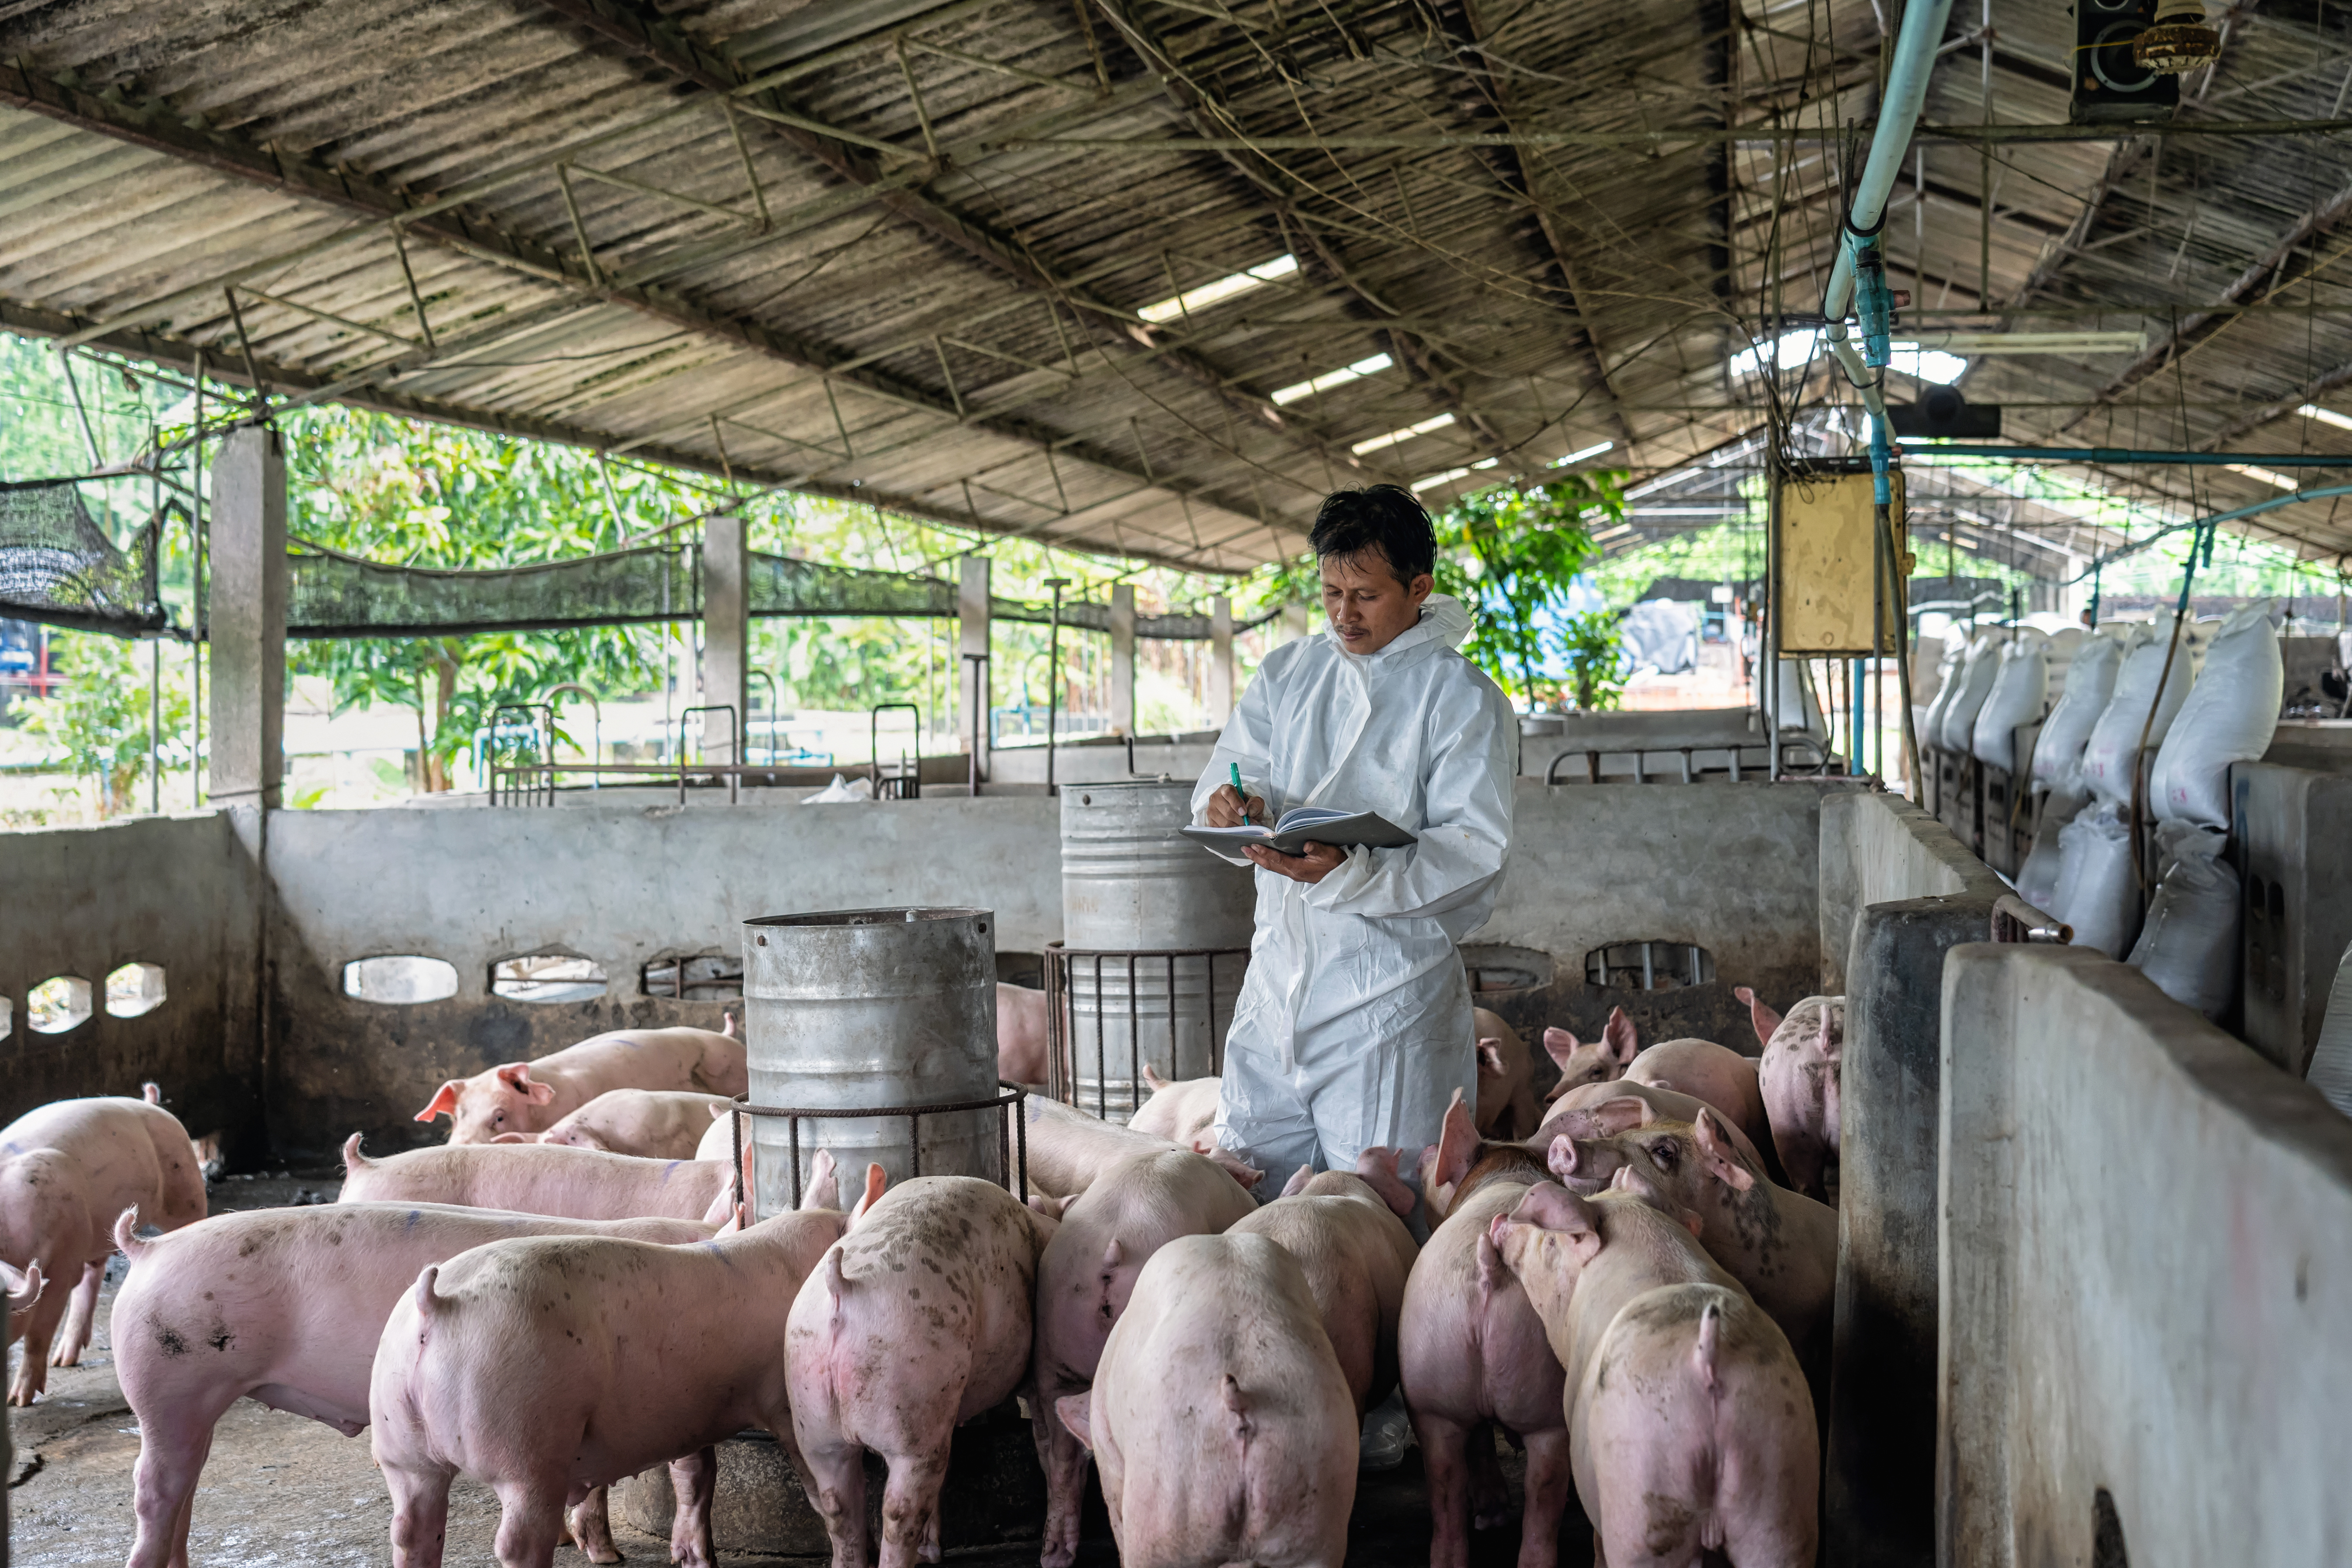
0, 980, 1847, 1568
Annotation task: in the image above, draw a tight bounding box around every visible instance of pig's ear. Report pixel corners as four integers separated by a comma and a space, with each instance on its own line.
1431, 1089, 1481, 1192
800, 1149, 838, 1213
1027, 1193, 1070, 1221
1353, 1147, 1418, 1218
1476, 1037, 1507, 1077
1590, 1095, 1653, 1136
1736, 985, 1784, 1048
1603, 1008, 1640, 1067
710, 1102, 731, 1121
1281, 1163, 1315, 1198
414, 1082, 460, 1122
851, 1162, 887, 1224
1054, 1393, 1094, 1452
1142, 1064, 1170, 1092
1691, 1109, 1757, 1192
1540, 1026, 1581, 1070
1514, 1180, 1599, 1238
722, 1011, 738, 1039
491, 1132, 534, 1144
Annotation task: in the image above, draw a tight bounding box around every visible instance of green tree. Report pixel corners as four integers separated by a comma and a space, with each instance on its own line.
1434, 475, 1625, 708
1556, 611, 1627, 712
19, 632, 191, 815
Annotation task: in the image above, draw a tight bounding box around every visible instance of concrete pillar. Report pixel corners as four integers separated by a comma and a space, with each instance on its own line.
1206, 595, 1234, 727
960, 556, 991, 779
207, 426, 285, 808
701, 513, 747, 763
1109, 583, 1136, 737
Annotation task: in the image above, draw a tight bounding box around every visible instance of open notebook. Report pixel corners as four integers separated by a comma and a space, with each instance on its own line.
1181, 806, 1417, 858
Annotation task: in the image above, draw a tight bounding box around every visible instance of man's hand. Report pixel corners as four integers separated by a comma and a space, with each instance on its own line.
1206, 783, 1267, 828
1244, 841, 1344, 884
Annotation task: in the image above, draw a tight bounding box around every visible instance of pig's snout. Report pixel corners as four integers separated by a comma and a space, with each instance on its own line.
1545, 1135, 1619, 1194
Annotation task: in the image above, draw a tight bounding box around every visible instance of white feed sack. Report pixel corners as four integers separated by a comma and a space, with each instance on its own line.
2051, 801, 2143, 959
2078, 626, 2196, 805
1971, 636, 2049, 772
2015, 781, 2088, 914
1936, 633, 2004, 752
2149, 606, 2284, 828
2030, 629, 2134, 792
2039, 624, 2086, 703
2128, 823, 2241, 1020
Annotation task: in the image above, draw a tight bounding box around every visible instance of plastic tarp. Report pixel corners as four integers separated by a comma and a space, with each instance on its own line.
2051, 801, 2143, 959
2030, 629, 2136, 791
2149, 606, 2284, 828
1621, 598, 1699, 675
1936, 633, 2002, 752
2079, 624, 2196, 805
1971, 635, 2049, 771
2127, 823, 2240, 1019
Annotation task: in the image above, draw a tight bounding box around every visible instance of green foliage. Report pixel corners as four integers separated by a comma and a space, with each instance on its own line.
18, 631, 191, 815
1433, 475, 1625, 708
1555, 611, 1627, 712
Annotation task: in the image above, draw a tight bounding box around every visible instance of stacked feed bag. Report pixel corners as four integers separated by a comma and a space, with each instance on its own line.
2080, 623, 2196, 805
2015, 781, 2087, 913
1920, 639, 1964, 745
1972, 634, 2050, 772
2040, 625, 2087, 702
1936, 633, 2003, 752
2030, 628, 2138, 792
2050, 800, 2142, 959
2127, 822, 2241, 1020
2149, 606, 2284, 828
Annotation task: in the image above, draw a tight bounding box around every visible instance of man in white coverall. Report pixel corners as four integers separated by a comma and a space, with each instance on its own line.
1194, 483, 1517, 1194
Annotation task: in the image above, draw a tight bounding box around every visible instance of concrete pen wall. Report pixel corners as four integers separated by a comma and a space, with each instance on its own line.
1939, 942, 2352, 1567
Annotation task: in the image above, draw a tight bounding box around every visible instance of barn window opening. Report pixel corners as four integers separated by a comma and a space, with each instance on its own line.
642, 952, 744, 1000
1585, 941, 1715, 991
343, 955, 461, 1004
28, 975, 93, 1033
105, 962, 168, 1018
491, 952, 608, 1004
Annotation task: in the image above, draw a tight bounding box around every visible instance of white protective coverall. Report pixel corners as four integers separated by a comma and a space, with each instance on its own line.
1192, 593, 1517, 1180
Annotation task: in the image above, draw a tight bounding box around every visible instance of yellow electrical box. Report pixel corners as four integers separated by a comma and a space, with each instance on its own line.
1774, 469, 1912, 654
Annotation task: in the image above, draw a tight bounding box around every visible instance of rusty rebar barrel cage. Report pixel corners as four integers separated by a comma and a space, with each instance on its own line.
742, 907, 996, 1218
1057, 781, 1253, 1118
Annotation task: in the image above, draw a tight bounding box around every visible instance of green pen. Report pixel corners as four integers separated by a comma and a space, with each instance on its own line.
1229, 762, 1250, 824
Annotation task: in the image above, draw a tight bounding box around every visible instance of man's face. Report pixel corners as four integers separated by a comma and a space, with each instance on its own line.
1321, 550, 1433, 655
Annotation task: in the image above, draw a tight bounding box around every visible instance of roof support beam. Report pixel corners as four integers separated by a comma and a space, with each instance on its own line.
0, 59, 1278, 538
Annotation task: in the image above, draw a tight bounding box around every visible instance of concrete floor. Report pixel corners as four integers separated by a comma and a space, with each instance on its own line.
6, 1176, 1576, 1567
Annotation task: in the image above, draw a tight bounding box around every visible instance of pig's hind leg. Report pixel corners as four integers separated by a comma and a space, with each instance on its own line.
1513, 1427, 1577, 1568
489, 1473, 571, 1568
562, 1484, 623, 1564
382, 1462, 456, 1568
125, 1405, 218, 1568
1412, 1410, 1477, 1568
794, 1433, 872, 1568
667, 1447, 719, 1568
51, 1258, 103, 1365
877, 1440, 953, 1568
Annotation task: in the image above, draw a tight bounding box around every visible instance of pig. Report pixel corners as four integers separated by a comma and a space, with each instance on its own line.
1230, 1155, 1420, 1415
111, 1199, 723, 1568
1, 1090, 208, 1404
997, 981, 1061, 1086
1392, 1091, 1571, 1568
370, 1166, 847, 1568
414, 1024, 747, 1144
498, 1088, 734, 1159
339, 1133, 745, 1227
1022, 1094, 1261, 1201
1030, 1146, 1261, 1568
1539, 1079, 1769, 1166
1058, 1232, 1355, 1568
1125, 1067, 1220, 1146
1473, 1007, 1541, 1141
1737, 988, 1846, 1201
1549, 1107, 1838, 1394
1541, 1011, 1774, 1169
785, 1172, 1056, 1568
1489, 1180, 1818, 1568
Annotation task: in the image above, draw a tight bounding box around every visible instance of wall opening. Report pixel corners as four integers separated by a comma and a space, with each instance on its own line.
343, 955, 461, 1004
492, 952, 608, 1004
1584, 941, 1716, 990
28, 975, 93, 1033
104, 962, 168, 1018
1459, 943, 1555, 993
641, 953, 742, 1001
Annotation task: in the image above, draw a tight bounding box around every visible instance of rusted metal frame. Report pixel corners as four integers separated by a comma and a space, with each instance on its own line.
941, 335, 1081, 381
897, 36, 945, 163
236, 288, 427, 352
391, 228, 437, 351
725, 1085, 1030, 1211
722, 101, 770, 230
220, 288, 266, 411
931, 338, 968, 419
720, 413, 851, 466
2060, 178, 2352, 433
729, 99, 920, 161
902, 35, 1095, 97
555, 164, 604, 287
568, 159, 762, 229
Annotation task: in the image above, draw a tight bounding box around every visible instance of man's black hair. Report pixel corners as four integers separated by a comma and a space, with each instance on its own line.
1309, 484, 1436, 586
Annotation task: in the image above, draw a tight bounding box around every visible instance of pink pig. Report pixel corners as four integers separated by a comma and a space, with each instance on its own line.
339, 1134, 747, 1227
1057, 1232, 1357, 1568
413, 1025, 746, 1143
1736, 988, 1846, 1201
1022, 1094, 1261, 1202
1030, 1146, 1260, 1568
1230, 1155, 1420, 1415
1541, 1010, 1773, 1166
112, 1199, 718, 1568
1489, 1180, 1817, 1568
1472, 1007, 1542, 1141
368, 1160, 845, 1568
501, 1088, 734, 1159
785, 1170, 1056, 1568
1393, 1092, 1572, 1568
1, 1088, 208, 1404
996, 982, 1063, 1087
1124, 1067, 1221, 1146
1538, 1080, 1770, 1170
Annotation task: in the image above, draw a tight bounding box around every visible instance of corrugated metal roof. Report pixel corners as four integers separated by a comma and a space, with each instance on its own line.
3, 1, 2350, 572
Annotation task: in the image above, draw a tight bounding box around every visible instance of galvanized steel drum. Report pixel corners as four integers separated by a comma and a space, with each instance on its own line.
1059, 781, 1253, 1118
743, 907, 997, 1218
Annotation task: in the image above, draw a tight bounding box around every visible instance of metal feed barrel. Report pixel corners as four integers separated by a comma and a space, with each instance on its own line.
742, 907, 997, 1217
1059, 780, 1254, 1118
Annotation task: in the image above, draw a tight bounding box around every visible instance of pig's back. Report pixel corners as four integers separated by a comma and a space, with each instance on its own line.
343, 1143, 724, 1221
1400, 1177, 1562, 1436
544, 1027, 745, 1096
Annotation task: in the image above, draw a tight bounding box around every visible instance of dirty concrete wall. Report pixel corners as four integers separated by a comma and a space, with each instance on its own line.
1939, 943, 2352, 1568
0, 810, 263, 1157
1816, 788, 2000, 996
1467, 778, 1846, 1061
262, 796, 1065, 1163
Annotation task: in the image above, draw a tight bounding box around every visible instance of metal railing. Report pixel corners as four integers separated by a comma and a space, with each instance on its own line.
485, 703, 555, 806
720, 1083, 1030, 1215
1044, 941, 1249, 1121
1541, 736, 1835, 785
